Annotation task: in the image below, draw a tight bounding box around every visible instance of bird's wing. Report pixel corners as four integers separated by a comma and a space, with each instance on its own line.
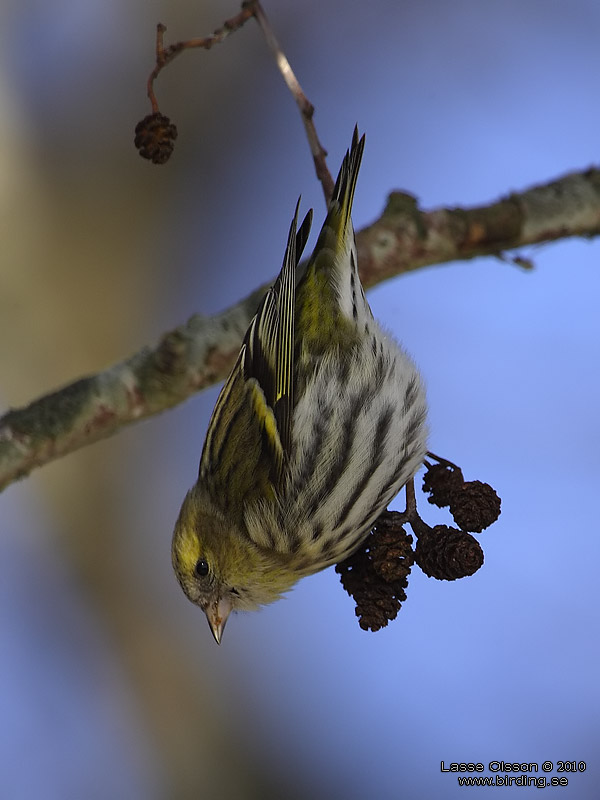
199, 203, 312, 507
243, 202, 312, 459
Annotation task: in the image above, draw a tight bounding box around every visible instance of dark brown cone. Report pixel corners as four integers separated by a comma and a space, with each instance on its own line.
449, 480, 501, 532
422, 462, 464, 507
336, 511, 413, 632
134, 113, 178, 164
415, 525, 483, 580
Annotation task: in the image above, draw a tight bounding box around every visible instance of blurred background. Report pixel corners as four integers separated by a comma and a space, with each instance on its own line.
1, 0, 599, 797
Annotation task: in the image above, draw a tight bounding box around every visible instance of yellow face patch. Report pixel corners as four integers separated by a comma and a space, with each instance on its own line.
171, 491, 205, 579
174, 521, 202, 575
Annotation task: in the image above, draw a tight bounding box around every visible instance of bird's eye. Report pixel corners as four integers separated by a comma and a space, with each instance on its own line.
194, 558, 210, 578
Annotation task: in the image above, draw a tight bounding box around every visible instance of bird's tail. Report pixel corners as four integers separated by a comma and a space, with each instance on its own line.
328, 125, 365, 241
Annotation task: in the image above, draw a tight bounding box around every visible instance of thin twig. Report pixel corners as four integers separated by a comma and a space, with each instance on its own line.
146, 5, 256, 113
403, 477, 431, 538
251, 1, 334, 203
370, 477, 431, 538
404, 478, 417, 517
425, 451, 461, 471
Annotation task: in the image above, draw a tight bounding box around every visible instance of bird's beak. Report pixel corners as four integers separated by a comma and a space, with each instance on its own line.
205, 596, 233, 645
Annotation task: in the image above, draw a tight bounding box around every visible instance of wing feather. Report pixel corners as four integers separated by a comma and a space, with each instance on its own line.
200, 201, 313, 500
242, 202, 312, 464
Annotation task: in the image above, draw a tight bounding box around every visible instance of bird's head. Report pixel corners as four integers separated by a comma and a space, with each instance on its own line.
171, 485, 292, 643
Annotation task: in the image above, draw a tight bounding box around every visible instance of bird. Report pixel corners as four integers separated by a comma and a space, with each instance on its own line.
172, 128, 428, 643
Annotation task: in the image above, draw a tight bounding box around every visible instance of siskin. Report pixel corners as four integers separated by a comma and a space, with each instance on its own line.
172, 129, 428, 642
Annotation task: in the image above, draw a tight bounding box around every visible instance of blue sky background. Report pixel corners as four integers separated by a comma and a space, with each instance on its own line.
1, 1, 599, 797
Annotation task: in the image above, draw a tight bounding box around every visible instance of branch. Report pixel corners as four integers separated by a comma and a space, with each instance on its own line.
357, 167, 600, 284
2, 166, 599, 491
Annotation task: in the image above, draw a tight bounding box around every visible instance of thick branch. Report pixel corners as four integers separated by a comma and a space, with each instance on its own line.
2, 166, 599, 491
